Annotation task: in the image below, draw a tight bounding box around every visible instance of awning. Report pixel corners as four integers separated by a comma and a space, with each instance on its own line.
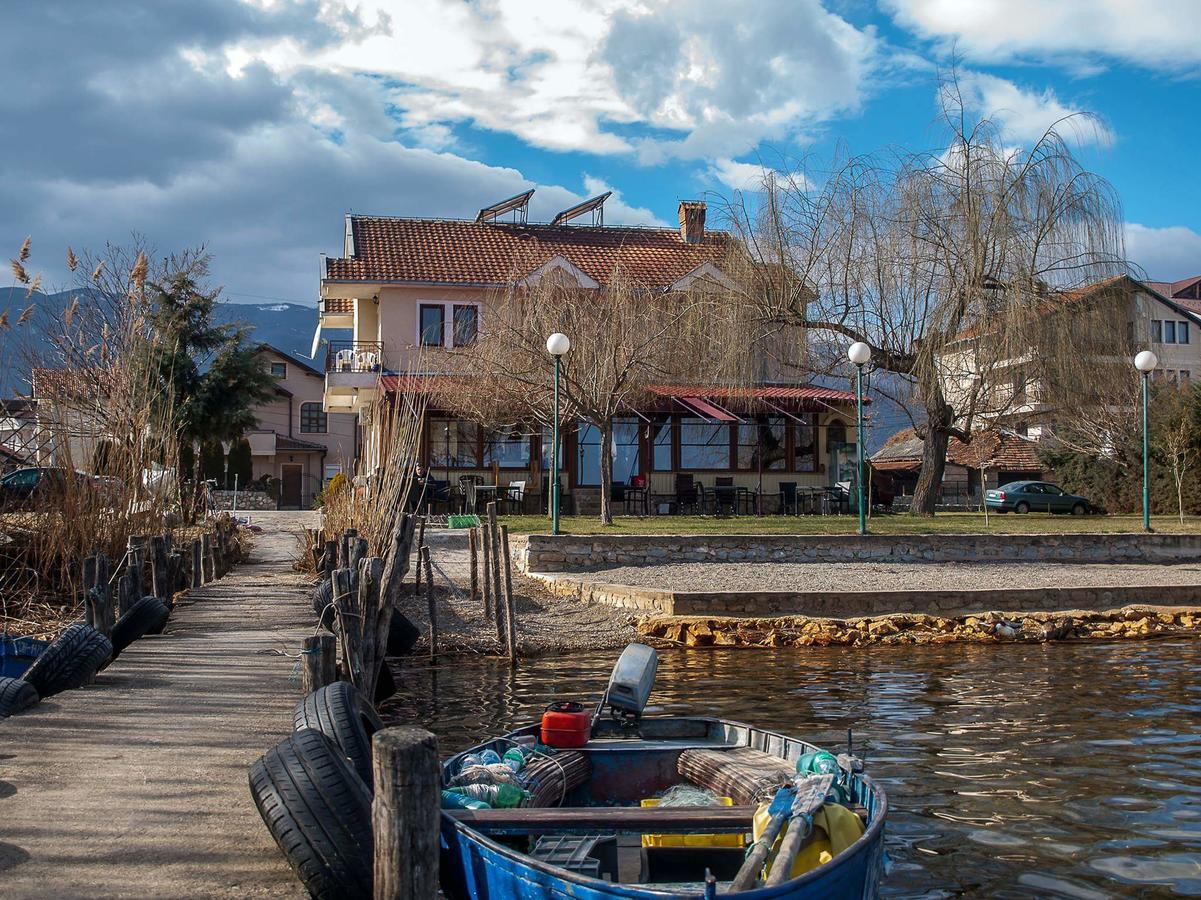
676, 396, 741, 422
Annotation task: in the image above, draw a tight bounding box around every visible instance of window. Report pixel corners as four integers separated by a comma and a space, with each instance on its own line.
577, 419, 639, 486
484, 426, 531, 468
1180, 321, 1190, 345
827, 421, 848, 448
1153, 320, 1163, 343
270, 362, 287, 378
680, 418, 731, 469
736, 417, 786, 470
793, 415, 817, 472
323, 464, 342, 482
1165, 320, 1177, 343
452, 305, 478, 347
299, 402, 327, 434
419, 304, 445, 347
651, 418, 672, 471
3, 468, 38, 488
428, 417, 479, 467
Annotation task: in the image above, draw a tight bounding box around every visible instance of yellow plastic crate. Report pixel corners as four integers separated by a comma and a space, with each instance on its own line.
639, 796, 747, 848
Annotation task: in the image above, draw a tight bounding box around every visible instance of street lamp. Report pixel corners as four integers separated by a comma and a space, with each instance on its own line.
847, 341, 871, 536
1134, 350, 1158, 532
220, 439, 233, 490
546, 332, 571, 535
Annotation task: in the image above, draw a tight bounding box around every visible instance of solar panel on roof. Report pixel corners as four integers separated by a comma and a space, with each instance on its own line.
476, 189, 534, 224
551, 192, 612, 226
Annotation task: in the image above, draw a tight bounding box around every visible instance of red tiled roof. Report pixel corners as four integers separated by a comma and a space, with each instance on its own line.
323, 217, 733, 288
323, 298, 353, 314
871, 427, 1042, 472
647, 384, 860, 404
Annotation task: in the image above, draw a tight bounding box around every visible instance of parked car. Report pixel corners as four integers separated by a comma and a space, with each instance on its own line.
0, 467, 103, 511
985, 481, 1092, 515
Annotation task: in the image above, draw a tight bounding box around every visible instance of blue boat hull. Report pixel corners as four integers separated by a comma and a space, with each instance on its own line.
439, 717, 886, 899
0, 635, 47, 679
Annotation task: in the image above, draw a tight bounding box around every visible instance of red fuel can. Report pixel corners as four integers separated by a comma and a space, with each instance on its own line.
540, 701, 591, 748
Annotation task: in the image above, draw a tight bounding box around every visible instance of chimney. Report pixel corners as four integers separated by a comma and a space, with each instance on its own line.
678, 201, 706, 244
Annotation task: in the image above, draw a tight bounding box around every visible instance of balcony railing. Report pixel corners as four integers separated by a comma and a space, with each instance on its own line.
325, 340, 383, 374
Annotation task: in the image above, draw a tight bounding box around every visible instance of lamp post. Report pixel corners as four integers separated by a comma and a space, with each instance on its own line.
1134, 350, 1158, 532
546, 333, 571, 535
220, 439, 232, 491
847, 342, 871, 536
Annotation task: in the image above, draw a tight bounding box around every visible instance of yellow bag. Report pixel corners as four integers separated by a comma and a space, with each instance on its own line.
751, 801, 865, 880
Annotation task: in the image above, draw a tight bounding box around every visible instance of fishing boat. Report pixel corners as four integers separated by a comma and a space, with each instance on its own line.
439, 644, 887, 898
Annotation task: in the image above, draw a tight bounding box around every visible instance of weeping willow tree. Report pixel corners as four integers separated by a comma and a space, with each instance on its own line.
450, 263, 758, 524
723, 73, 1127, 515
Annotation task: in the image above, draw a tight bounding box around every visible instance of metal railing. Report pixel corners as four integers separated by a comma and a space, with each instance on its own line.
325, 340, 384, 374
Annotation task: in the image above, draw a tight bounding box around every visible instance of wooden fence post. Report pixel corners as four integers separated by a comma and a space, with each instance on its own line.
150, 535, 169, 600
413, 518, 426, 596
191, 538, 203, 588
487, 504, 504, 644
127, 535, 147, 593
119, 561, 139, 617
167, 552, 183, 600
478, 526, 493, 622
331, 567, 359, 685
340, 528, 359, 569
500, 524, 517, 666
468, 528, 480, 611
83, 554, 97, 628
321, 540, 337, 578
203, 533, 215, 583
421, 546, 437, 662
301, 630, 338, 693
373, 727, 440, 900
83, 553, 116, 638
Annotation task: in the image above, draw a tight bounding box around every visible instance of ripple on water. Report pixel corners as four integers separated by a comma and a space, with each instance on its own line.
382, 638, 1201, 897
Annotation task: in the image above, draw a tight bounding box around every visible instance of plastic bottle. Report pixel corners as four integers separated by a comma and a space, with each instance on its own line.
459, 752, 484, 770
446, 782, 527, 808
441, 789, 490, 810
478, 749, 502, 766
797, 750, 840, 775
502, 747, 526, 774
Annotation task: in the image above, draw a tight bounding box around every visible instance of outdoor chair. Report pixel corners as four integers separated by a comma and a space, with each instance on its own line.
334, 349, 355, 372
540, 475, 573, 516
712, 480, 738, 517
625, 474, 649, 514
673, 474, 701, 515
458, 474, 484, 513
500, 480, 526, 514
778, 481, 799, 515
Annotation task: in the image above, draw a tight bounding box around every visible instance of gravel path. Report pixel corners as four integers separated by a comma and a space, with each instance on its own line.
576, 560, 1201, 593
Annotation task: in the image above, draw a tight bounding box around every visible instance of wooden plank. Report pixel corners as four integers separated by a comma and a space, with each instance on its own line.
445, 805, 756, 836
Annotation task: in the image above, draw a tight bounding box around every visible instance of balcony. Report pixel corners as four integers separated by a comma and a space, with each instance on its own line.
324, 340, 383, 413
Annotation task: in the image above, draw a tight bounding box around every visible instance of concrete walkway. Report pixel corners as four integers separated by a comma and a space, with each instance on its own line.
0, 511, 319, 899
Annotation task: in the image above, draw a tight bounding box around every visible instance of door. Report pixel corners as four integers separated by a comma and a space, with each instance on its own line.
281, 465, 303, 508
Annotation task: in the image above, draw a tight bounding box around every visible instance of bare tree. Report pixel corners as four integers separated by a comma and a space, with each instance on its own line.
723, 72, 1126, 515
1155, 388, 1196, 525
451, 265, 754, 524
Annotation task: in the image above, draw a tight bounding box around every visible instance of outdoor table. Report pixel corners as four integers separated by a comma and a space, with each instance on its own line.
471, 484, 498, 513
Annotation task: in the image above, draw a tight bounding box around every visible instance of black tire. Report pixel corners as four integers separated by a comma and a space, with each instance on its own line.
293, 682, 383, 789
375, 661, 397, 705
248, 728, 372, 899
387, 612, 420, 655
1071, 502, 1087, 516
313, 575, 359, 630
111, 597, 171, 657
1015, 501, 1031, 514
0, 676, 38, 717
20, 623, 112, 699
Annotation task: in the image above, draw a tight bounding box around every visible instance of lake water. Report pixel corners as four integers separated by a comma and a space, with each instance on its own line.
381, 639, 1201, 898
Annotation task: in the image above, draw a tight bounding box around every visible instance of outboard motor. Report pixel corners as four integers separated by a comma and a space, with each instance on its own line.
604, 643, 658, 725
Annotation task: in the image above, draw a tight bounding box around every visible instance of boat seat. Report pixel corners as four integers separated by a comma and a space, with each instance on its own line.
445, 804, 757, 836
677, 747, 795, 805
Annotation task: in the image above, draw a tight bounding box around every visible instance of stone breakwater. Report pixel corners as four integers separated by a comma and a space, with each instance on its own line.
519, 533, 1201, 572
638, 607, 1201, 648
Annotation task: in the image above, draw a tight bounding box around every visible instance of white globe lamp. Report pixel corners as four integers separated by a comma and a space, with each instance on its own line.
546, 333, 571, 357
847, 342, 871, 366
1134, 350, 1158, 373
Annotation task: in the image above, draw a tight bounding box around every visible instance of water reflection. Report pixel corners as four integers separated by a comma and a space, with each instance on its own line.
382, 639, 1201, 897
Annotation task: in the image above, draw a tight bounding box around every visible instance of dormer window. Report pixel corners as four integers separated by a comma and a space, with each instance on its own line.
270, 362, 287, 378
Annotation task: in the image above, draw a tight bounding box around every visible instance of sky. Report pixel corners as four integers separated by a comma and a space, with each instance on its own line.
3, 0, 1200, 306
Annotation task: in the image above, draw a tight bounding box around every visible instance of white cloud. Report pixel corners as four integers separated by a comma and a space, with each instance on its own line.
886, 0, 1201, 70
957, 72, 1112, 147
1125, 223, 1201, 282
709, 160, 774, 192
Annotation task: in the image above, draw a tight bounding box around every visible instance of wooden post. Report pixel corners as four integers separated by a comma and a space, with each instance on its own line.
119, 560, 139, 617
421, 546, 437, 661
478, 526, 493, 622
83, 554, 97, 628
340, 528, 359, 568
321, 540, 337, 578
331, 568, 358, 684
500, 524, 517, 665
468, 528, 480, 611
302, 630, 338, 693
167, 552, 183, 600
487, 503, 504, 644
127, 535, 147, 593
203, 533, 215, 583
83, 553, 116, 638
191, 538, 203, 588
372, 727, 440, 900
413, 517, 426, 596
150, 535, 169, 600
350, 537, 369, 572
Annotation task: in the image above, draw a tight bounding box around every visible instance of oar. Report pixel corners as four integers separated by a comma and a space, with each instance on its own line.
728, 785, 794, 893
764, 773, 835, 888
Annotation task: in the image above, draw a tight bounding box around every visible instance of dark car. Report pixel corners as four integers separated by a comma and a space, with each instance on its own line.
985, 480, 1091, 515
0, 467, 94, 511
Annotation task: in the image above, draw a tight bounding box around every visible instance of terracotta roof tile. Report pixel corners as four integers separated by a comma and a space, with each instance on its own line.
647, 384, 860, 404
323, 298, 353, 314
871, 427, 1042, 472
324, 217, 733, 288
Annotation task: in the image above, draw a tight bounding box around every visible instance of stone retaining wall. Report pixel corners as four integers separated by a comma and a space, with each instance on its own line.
519, 533, 1201, 573
530, 573, 1201, 618
212, 490, 277, 511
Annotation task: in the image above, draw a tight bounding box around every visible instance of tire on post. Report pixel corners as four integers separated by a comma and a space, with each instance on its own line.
0, 676, 39, 717
111, 597, 172, 657
293, 681, 383, 789
20, 623, 112, 699
248, 728, 373, 899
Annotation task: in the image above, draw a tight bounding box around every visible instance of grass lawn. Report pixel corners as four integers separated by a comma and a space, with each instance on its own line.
497, 512, 1201, 536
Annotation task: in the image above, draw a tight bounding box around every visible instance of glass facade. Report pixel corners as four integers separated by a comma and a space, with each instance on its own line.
484, 426, 531, 468
577, 418, 640, 486
736, 416, 786, 470
679, 418, 730, 469
793, 414, 817, 472
428, 417, 480, 467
